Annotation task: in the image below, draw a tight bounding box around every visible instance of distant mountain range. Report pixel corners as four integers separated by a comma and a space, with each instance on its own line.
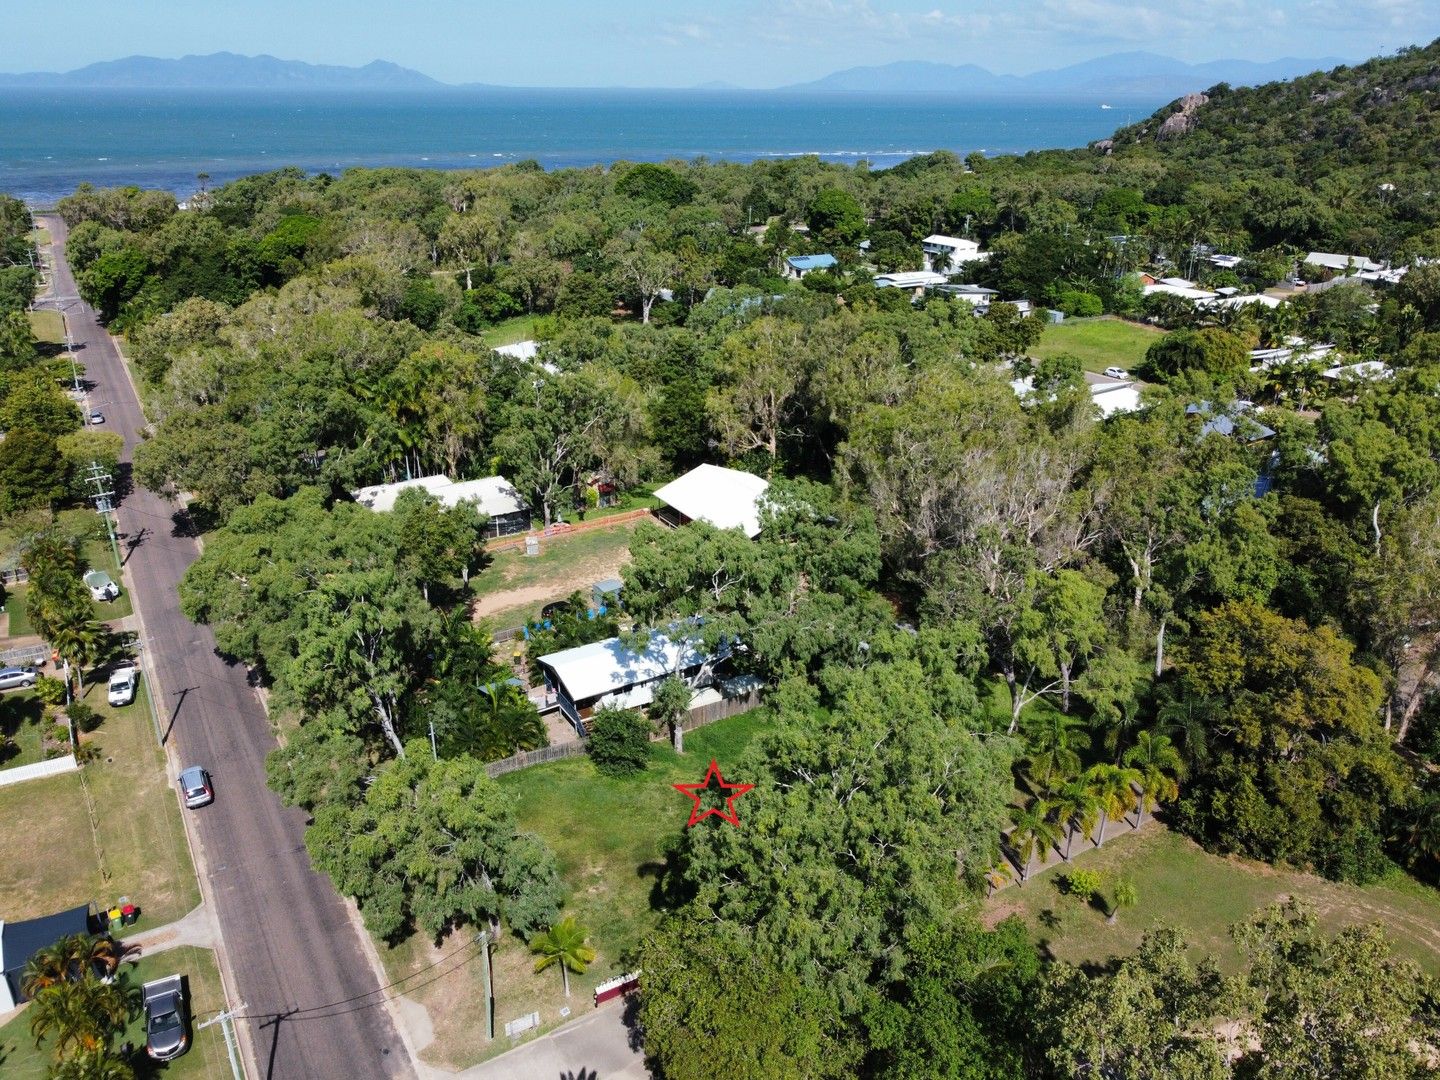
0, 50, 1345, 97
0, 52, 442, 90
782, 52, 1345, 97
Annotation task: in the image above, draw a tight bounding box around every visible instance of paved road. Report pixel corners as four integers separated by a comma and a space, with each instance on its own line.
463, 999, 647, 1080
38, 216, 413, 1080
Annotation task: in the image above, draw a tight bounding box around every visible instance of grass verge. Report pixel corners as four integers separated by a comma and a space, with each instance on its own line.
987, 825, 1440, 975
1030, 315, 1164, 374
0, 676, 198, 934
27, 309, 65, 347
377, 709, 768, 1070
0, 945, 230, 1080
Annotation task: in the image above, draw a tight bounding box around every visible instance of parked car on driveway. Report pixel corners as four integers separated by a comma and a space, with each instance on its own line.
84, 569, 120, 602
0, 665, 38, 691
108, 665, 139, 707
178, 766, 213, 809
143, 974, 189, 1061
1103, 366, 1130, 380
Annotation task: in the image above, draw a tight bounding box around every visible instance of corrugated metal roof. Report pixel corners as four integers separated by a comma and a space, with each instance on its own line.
653, 464, 769, 538
538, 629, 719, 702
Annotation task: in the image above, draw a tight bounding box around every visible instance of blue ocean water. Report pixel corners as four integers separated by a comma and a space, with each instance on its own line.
0, 87, 1161, 203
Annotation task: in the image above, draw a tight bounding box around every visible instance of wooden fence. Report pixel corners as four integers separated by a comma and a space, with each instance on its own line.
485, 741, 588, 778
484, 687, 763, 778
680, 688, 762, 731
485, 507, 654, 554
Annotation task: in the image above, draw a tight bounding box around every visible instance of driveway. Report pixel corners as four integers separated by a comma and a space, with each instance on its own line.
461, 997, 648, 1080
37, 215, 413, 1080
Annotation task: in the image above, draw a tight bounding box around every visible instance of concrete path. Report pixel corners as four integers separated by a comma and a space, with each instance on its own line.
458, 998, 648, 1080
120, 903, 218, 956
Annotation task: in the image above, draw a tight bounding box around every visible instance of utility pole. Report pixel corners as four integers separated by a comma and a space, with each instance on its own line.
83, 461, 122, 568
65, 325, 80, 392
478, 931, 494, 1040
428, 718, 438, 760
197, 1004, 248, 1080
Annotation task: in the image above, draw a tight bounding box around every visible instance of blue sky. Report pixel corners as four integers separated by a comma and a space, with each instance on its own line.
3, 0, 1437, 86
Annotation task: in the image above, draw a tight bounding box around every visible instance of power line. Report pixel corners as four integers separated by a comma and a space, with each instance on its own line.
231, 932, 484, 1024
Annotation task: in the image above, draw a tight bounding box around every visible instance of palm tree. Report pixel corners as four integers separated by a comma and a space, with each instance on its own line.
28, 975, 131, 1058
1048, 779, 1101, 862
1400, 792, 1440, 869
1021, 711, 1085, 793
1124, 731, 1183, 827
1084, 763, 1142, 847
48, 620, 110, 698
21, 935, 121, 998
1008, 801, 1061, 885
48, 1047, 137, 1080
1108, 878, 1139, 925
530, 917, 596, 998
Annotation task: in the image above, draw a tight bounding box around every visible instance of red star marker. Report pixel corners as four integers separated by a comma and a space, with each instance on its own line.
674, 759, 753, 827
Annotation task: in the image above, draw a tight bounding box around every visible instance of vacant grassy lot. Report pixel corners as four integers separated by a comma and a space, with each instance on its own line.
0, 676, 198, 934
988, 826, 1440, 975
377, 710, 768, 1069
471, 520, 639, 631
1030, 315, 1164, 374
27, 308, 65, 346
0, 945, 229, 1080
481, 315, 543, 348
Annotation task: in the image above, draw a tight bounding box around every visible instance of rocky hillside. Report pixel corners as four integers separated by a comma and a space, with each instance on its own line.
1100, 39, 1440, 187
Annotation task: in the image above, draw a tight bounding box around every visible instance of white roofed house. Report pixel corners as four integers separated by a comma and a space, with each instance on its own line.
1304, 252, 1383, 276
351, 474, 531, 538
536, 626, 734, 734
921, 235, 987, 275
652, 464, 770, 538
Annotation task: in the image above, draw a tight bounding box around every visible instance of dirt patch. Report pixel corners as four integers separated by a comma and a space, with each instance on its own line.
472, 548, 633, 621
982, 899, 1024, 928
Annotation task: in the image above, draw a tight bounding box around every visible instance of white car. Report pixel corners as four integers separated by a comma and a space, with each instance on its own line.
108, 665, 139, 707
1103, 366, 1129, 380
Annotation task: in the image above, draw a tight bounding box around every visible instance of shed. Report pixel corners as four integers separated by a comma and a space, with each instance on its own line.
0, 904, 92, 1010
653, 464, 770, 539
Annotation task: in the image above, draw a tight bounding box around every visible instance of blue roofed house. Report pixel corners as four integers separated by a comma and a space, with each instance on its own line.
784, 253, 837, 280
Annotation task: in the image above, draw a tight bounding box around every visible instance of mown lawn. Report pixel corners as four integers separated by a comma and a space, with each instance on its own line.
988, 826, 1440, 975
0, 945, 230, 1080
376, 709, 769, 1070
3, 583, 35, 637
0, 676, 198, 934
1030, 315, 1164, 374
57, 508, 135, 623
0, 690, 52, 770
27, 308, 65, 346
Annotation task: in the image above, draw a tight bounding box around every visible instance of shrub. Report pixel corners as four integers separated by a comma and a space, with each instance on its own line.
1058, 289, 1104, 317
587, 706, 651, 776
1060, 868, 1104, 900
67, 701, 100, 733
33, 676, 66, 706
